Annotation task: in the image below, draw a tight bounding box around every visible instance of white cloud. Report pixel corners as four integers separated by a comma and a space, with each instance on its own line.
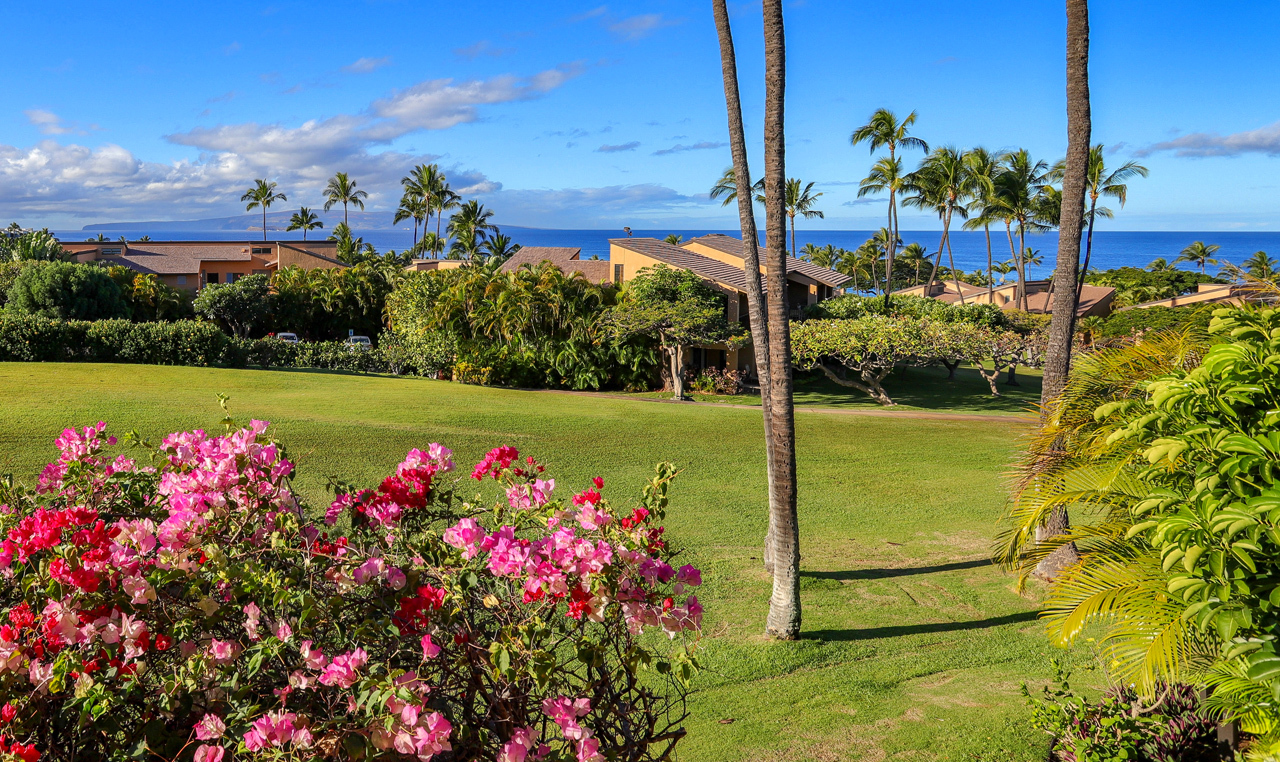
1136, 121, 1280, 157
25, 109, 75, 135
608, 13, 678, 40
453, 40, 514, 60
342, 56, 392, 74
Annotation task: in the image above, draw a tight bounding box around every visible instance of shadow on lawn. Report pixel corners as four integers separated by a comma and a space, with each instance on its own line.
805, 610, 1040, 642
802, 558, 991, 581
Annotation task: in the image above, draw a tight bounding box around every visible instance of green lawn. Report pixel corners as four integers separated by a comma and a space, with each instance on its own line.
0, 363, 1071, 761
633, 363, 1045, 416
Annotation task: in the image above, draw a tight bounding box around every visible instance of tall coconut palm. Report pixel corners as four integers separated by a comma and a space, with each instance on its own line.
961, 148, 1001, 301
241, 180, 287, 242
1244, 251, 1278, 281
799, 242, 840, 270
401, 164, 442, 233
857, 156, 907, 293
432, 183, 461, 242
1051, 145, 1148, 298
783, 179, 823, 258
1036, 0, 1093, 582
904, 147, 971, 303
851, 108, 928, 305
286, 207, 323, 241
480, 233, 520, 263
1146, 257, 1175, 272
709, 166, 765, 207
759, 0, 800, 640
448, 200, 497, 249
394, 195, 429, 247
322, 172, 368, 228
993, 150, 1051, 310
714, 0, 782, 586
1175, 241, 1220, 273
896, 242, 929, 286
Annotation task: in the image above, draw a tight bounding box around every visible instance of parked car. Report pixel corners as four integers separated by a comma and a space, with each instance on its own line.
275, 332, 300, 344
346, 335, 372, 350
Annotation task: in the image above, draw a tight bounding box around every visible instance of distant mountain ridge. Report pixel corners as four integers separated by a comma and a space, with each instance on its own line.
82, 211, 542, 232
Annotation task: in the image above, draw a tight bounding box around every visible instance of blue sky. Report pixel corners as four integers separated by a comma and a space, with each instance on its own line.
2, 0, 1278, 231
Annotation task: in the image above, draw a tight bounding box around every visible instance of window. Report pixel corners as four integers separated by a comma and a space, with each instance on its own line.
251, 247, 271, 255
176, 275, 187, 286
100, 247, 122, 256
613, 264, 624, 283
206, 272, 219, 284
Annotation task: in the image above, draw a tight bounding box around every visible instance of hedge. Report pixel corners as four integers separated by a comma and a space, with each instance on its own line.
0, 315, 448, 376
806, 293, 1010, 328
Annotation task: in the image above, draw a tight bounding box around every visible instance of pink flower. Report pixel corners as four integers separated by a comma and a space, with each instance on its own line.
275, 620, 293, 642
195, 714, 226, 741
208, 639, 237, 664
442, 518, 486, 559
577, 733, 604, 762
300, 640, 327, 670
499, 727, 540, 762
319, 648, 368, 688
243, 710, 304, 750
542, 696, 591, 740
193, 745, 225, 762
243, 602, 262, 641
387, 567, 407, 589
676, 564, 702, 587
122, 575, 156, 605
421, 633, 441, 660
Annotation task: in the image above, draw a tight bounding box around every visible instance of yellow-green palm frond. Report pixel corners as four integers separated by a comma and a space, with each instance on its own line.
1042, 548, 1212, 688
1204, 659, 1280, 735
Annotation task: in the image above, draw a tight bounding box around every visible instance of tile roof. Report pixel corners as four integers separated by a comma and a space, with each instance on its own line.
104, 244, 253, 275
499, 246, 583, 272
610, 238, 749, 291
1023, 285, 1115, 316
683, 233, 852, 287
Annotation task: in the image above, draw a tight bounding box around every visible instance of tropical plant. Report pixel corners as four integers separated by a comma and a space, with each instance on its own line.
663, 234, 683, 246
448, 200, 498, 260
286, 206, 323, 240
708, 166, 764, 207
400, 163, 442, 242
1148, 257, 1176, 272
904, 146, 972, 301
193, 272, 272, 338
991, 150, 1052, 310
0, 229, 69, 263
241, 179, 287, 242
608, 265, 746, 400
960, 148, 1002, 301
322, 172, 368, 228
799, 243, 841, 271
394, 194, 430, 247
0, 420, 703, 762
782, 179, 823, 258
431, 183, 461, 242
1243, 251, 1279, 281
1175, 241, 1221, 273
851, 108, 928, 306
480, 233, 521, 263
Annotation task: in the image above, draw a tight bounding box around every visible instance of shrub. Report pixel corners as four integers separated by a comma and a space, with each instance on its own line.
1089, 305, 1214, 342
0, 421, 703, 761
0, 263, 25, 309
688, 367, 741, 395
193, 274, 272, 338
4, 261, 130, 321
0, 230, 68, 263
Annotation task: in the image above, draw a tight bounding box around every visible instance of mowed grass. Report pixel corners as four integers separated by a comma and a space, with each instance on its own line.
0, 363, 1071, 761
633, 363, 1046, 416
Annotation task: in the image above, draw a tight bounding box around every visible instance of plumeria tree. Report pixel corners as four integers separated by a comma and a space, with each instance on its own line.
0, 418, 702, 761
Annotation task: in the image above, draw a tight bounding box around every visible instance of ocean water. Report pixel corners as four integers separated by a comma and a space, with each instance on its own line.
55, 228, 1280, 281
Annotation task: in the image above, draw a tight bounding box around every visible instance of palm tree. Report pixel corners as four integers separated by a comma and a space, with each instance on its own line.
431, 183, 461, 242
992, 150, 1051, 309
709, 166, 764, 207
1175, 241, 1221, 273
448, 200, 498, 251
394, 195, 429, 246
1244, 251, 1278, 281
413, 232, 446, 259
904, 146, 971, 302
961, 148, 1001, 301
1147, 257, 1175, 272
322, 172, 368, 228
401, 164, 442, 236
714, 0, 783, 591
481, 233, 521, 263
287, 207, 323, 240
241, 179, 287, 242
760, 0, 800, 640
857, 156, 906, 293
851, 108, 928, 306
1036, 0, 1093, 582
783, 179, 823, 257
1051, 145, 1148, 298
664, 234, 684, 246
799, 242, 840, 270
896, 242, 929, 286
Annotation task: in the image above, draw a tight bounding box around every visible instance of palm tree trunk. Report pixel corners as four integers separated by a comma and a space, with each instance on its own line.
713, 0, 778, 574
762, 0, 800, 640
789, 214, 796, 258
344, 202, 349, 229
924, 210, 949, 294
1075, 200, 1097, 300
946, 222, 965, 305
1016, 224, 1028, 310
883, 189, 897, 307
1037, 0, 1092, 581
262, 207, 268, 241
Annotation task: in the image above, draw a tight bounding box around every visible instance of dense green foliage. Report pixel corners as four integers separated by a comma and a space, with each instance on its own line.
1001, 306, 1280, 757
193, 273, 273, 337
1086, 266, 1224, 307
1084, 305, 1214, 343
388, 263, 660, 390
0, 229, 68, 263
4, 261, 130, 320
0, 262, 24, 308
807, 293, 1009, 328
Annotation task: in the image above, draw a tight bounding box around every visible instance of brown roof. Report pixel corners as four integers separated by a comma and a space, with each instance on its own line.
105, 244, 253, 275
610, 237, 749, 291
683, 233, 852, 288
277, 243, 345, 267
1022, 285, 1115, 316
499, 246, 582, 271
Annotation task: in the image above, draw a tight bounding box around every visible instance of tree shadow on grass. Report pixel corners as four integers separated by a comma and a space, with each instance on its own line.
805, 610, 1040, 642
802, 558, 992, 582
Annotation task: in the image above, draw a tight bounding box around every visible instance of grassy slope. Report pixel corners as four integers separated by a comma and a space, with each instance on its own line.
0, 363, 1067, 761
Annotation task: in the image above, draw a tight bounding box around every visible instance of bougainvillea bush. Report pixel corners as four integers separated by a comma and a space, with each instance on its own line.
0, 420, 702, 761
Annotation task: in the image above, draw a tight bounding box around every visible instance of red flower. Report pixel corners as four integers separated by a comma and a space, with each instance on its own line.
8, 603, 33, 630
154, 634, 172, 652
0, 703, 15, 724
592, 476, 604, 489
